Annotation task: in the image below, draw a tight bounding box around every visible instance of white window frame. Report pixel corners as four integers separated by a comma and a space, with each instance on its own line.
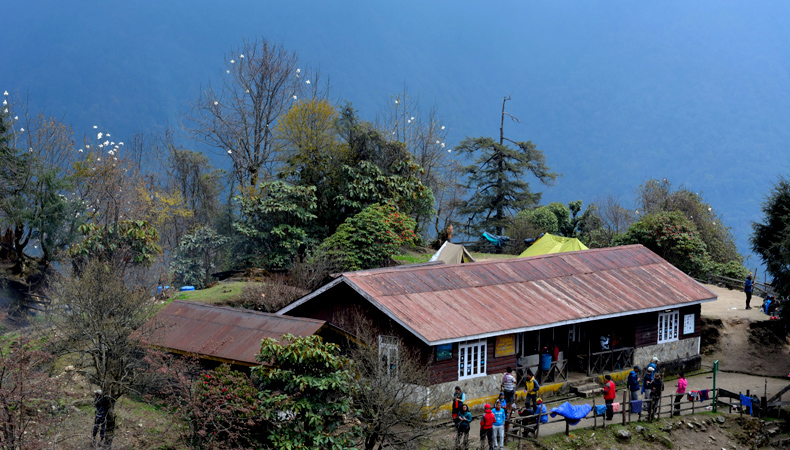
657, 310, 680, 344
378, 335, 399, 378
683, 313, 695, 335
458, 339, 487, 380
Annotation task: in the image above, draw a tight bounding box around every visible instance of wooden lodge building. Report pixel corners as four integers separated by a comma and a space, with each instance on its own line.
278, 244, 717, 403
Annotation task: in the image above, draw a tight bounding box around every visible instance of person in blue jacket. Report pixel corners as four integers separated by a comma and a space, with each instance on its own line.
535, 398, 549, 424
492, 400, 507, 450
627, 365, 641, 401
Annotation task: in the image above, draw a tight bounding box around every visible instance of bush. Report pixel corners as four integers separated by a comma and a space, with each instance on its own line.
614, 211, 710, 277
318, 204, 418, 271
708, 260, 748, 280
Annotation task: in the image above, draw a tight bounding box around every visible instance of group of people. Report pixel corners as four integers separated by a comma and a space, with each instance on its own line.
745, 274, 784, 317
451, 367, 547, 450
625, 357, 688, 418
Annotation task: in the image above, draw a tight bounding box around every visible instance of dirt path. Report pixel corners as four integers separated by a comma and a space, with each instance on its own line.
700, 283, 790, 377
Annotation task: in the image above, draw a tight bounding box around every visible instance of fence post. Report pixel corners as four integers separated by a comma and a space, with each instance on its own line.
691, 396, 695, 415
622, 391, 627, 426
565, 419, 570, 436
739, 391, 743, 421
593, 397, 597, 429
712, 360, 719, 412
535, 411, 541, 438
657, 395, 661, 420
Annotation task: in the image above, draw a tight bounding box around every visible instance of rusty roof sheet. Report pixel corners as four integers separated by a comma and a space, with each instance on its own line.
143, 301, 326, 365
280, 245, 716, 345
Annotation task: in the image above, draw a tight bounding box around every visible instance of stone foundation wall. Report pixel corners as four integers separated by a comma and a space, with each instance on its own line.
634, 337, 700, 370
428, 373, 503, 411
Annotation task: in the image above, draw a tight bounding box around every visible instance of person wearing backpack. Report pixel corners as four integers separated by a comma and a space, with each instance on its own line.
455, 404, 472, 450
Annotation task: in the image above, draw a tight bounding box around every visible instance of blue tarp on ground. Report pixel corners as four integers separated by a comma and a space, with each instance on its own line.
549, 402, 593, 426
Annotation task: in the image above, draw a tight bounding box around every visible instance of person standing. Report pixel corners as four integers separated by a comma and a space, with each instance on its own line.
674, 372, 687, 416
601, 374, 616, 420
454, 386, 467, 402
452, 386, 466, 426
650, 373, 664, 419
492, 400, 506, 450
92, 389, 110, 444
523, 371, 540, 410
627, 365, 641, 401
501, 368, 516, 411
745, 275, 754, 309
479, 403, 495, 450
643, 366, 655, 399
455, 404, 472, 450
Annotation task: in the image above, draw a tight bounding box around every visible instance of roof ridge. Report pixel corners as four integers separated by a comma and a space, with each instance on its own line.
169, 300, 325, 323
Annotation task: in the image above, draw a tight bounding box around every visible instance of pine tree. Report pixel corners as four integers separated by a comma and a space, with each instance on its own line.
455, 96, 558, 235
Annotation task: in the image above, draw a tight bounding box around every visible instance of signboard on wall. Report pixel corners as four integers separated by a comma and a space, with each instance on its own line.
495, 334, 516, 357
683, 314, 695, 335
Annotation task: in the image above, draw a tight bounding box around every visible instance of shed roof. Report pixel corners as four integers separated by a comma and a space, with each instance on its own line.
143, 300, 327, 366
279, 245, 717, 345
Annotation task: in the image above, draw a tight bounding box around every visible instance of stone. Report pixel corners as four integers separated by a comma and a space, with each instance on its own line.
709, 435, 716, 441
687, 422, 695, 429
617, 430, 631, 440
635, 426, 646, 433
659, 436, 673, 448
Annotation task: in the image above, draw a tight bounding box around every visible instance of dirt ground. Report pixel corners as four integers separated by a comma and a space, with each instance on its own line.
700, 283, 790, 377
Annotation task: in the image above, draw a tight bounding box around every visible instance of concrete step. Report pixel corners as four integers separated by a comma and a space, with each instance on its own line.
571, 383, 602, 398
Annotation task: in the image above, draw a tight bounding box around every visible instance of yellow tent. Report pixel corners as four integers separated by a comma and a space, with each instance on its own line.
518, 233, 588, 258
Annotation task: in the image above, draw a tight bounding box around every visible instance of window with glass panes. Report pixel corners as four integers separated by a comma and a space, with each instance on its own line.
458, 340, 487, 380
657, 310, 679, 344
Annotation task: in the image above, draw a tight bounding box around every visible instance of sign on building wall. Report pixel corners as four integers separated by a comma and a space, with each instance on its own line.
683, 314, 695, 335
495, 334, 516, 357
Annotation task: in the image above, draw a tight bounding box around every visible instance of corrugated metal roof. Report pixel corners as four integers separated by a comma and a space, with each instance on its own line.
280, 245, 717, 345
143, 301, 326, 365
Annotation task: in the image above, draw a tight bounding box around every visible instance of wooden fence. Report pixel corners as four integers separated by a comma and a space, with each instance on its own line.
503, 387, 716, 448
708, 274, 775, 298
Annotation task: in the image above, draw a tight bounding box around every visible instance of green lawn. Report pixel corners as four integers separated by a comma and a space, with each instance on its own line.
170, 280, 249, 304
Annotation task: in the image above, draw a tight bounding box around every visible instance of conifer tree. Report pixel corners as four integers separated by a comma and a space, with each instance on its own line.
455, 96, 558, 235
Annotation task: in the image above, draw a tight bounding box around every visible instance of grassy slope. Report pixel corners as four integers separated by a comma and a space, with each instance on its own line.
169, 280, 248, 304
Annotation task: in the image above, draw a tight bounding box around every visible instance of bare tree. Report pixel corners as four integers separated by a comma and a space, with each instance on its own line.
43, 260, 160, 448
341, 314, 439, 450
377, 86, 458, 238
186, 38, 323, 188
0, 337, 69, 450
594, 193, 635, 238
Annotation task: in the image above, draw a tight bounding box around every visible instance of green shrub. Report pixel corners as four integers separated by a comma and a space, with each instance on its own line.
318, 204, 418, 271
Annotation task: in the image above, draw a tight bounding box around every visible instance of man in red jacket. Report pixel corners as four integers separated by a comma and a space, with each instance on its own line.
601, 374, 616, 420
479, 403, 495, 450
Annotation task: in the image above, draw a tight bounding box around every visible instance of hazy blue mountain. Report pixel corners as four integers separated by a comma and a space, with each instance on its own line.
3, 0, 790, 269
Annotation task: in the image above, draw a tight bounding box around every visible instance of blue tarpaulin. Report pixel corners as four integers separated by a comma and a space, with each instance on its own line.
482, 232, 510, 249
549, 402, 593, 426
